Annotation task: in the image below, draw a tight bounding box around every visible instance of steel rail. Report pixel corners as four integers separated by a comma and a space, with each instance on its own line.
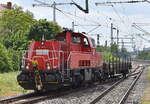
13, 92, 64, 104
0, 90, 68, 104
0, 92, 36, 104
118, 67, 144, 104
90, 77, 125, 104
12, 86, 98, 104
89, 66, 143, 104
0, 85, 94, 104
0, 77, 122, 104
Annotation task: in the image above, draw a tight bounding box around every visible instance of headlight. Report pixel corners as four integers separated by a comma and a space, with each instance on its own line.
46, 63, 51, 70
26, 65, 29, 69
25, 63, 30, 69
21, 65, 24, 69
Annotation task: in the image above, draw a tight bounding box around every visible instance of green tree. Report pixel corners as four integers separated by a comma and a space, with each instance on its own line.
27, 19, 62, 41
110, 43, 119, 56
97, 45, 113, 61
0, 5, 35, 50
136, 51, 150, 60
0, 5, 63, 72
0, 43, 13, 72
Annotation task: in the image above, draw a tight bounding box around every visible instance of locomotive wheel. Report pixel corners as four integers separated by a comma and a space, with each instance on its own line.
72, 75, 83, 88
45, 74, 55, 82
34, 88, 46, 93
72, 76, 78, 88
91, 72, 96, 82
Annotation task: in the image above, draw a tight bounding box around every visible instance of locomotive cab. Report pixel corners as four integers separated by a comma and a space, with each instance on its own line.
55, 31, 97, 53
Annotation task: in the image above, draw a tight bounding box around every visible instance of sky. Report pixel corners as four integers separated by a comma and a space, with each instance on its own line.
1, 0, 150, 51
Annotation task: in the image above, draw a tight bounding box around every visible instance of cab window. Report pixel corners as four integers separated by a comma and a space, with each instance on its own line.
83, 38, 89, 46
72, 36, 80, 43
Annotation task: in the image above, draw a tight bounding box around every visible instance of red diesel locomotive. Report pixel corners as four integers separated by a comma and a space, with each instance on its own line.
17, 30, 130, 91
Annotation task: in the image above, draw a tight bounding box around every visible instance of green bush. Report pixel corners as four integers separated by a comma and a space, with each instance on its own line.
136, 51, 150, 60
8, 49, 22, 71
0, 43, 13, 72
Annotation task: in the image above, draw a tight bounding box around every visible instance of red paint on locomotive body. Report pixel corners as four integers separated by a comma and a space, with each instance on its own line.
22, 31, 103, 71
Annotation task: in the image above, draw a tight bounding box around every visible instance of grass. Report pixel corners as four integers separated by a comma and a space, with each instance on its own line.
141, 68, 150, 104
0, 71, 29, 98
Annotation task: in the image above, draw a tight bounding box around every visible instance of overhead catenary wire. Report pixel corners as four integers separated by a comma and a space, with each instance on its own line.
136, 34, 150, 42
57, 8, 103, 34
111, 5, 130, 34
94, 0, 135, 45
132, 23, 150, 35
95, 0, 147, 5
74, 0, 119, 27
57, 9, 102, 34
116, 0, 132, 33
88, 1, 109, 26
56, 8, 88, 31
33, 0, 131, 35
59, 9, 129, 35
87, 25, 101, 34
33, 0, 100, 32
59, 9, 100, 25
33, 0, 133, 41
95, 0, 150, 35
61, 2, 130, 35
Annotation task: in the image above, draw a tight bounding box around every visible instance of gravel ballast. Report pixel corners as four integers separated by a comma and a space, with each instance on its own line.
125, 67, 149, 104
36, 83, 114, 104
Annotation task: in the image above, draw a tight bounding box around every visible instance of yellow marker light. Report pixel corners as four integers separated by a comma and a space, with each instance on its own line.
32, 60, 38, 65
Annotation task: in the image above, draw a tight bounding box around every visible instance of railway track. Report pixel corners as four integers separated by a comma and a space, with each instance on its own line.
0, 77, 124, 104
0, 87, 83, 104
118, 68, 144, 104
0, 65, 141, 104
89, 66, 144, 104
0, 92, 36, 104
0, 84, 101, 104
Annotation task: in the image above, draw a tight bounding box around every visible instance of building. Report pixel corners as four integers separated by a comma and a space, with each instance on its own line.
0, 2, 12, 10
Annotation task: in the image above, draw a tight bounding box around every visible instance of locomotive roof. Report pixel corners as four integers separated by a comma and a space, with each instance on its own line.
55, 31, 93, 39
